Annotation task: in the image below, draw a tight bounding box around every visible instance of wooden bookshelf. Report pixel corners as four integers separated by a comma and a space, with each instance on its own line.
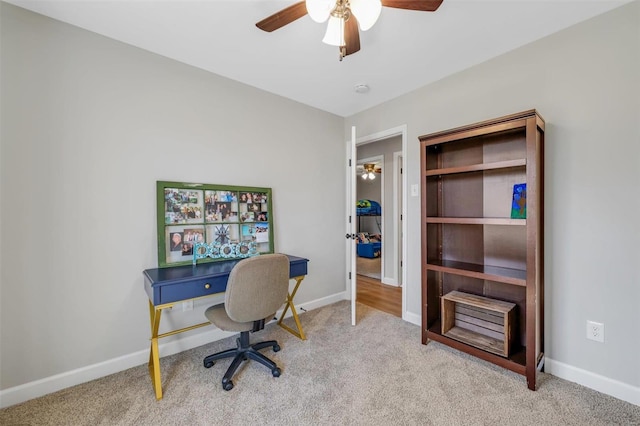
419, 110, 545, 390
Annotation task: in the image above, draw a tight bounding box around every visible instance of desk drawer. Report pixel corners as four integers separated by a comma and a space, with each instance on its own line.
290, 261, 307, 278
160, 276, 227, 305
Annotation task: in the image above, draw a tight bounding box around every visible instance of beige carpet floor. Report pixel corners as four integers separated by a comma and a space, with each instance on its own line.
1, 301, 639, 425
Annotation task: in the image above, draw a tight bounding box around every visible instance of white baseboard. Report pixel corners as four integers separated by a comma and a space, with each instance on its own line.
381, 277, 399, 286
10, 297, 636, 410
0, 293, 345, 409
0, 328, 235, 409
297, 291, 345, 312
397, 314, 639, 407
403, 310, 421, 326
545, 358, 639, 406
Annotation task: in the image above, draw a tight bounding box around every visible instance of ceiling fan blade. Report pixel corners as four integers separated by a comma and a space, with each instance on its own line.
381, 0, 443, 12
344, 14, 361, 56
256, 1, 308, 32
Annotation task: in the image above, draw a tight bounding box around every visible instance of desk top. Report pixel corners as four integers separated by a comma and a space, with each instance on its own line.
143, 254, 309, 306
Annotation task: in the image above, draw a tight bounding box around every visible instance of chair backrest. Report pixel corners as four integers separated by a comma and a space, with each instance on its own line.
224, 253, 290, 324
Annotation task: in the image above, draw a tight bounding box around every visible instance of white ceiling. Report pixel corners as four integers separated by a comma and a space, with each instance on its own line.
6, 0, 631, 117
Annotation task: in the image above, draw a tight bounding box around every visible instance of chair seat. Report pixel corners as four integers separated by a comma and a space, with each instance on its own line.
205, 304, 274, 332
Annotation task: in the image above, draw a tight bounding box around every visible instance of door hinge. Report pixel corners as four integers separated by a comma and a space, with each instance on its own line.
349, 272, 352, 279
349, 215, 352, 223
349, 159, 352, 167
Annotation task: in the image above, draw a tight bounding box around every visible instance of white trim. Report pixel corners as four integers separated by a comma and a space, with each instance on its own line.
345, 140, 354, 302
356, 154, 387, 283
545, 358, 640, 406
381, 277, 398, 286
350, 127, 357, 325
299, 291, 346, 313
353, 125, 408, 319
5, 302, 636, 410
392, 150, 402, 287
0, 293, 345, 409
400, 126, 407, 319
355, 125, 406, 146
404, 310, 421, 326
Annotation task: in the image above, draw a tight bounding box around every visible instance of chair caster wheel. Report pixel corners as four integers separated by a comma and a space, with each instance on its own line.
204, 361, 214, 368
272, 368, 281, 377
222, 381, 234, 391
273, 344, 281, 352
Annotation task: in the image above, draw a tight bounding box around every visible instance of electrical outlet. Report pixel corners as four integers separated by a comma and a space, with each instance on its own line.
586, 320, 604, 343
182, 300, 193, 312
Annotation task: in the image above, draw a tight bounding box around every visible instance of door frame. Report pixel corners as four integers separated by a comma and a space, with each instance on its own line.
346, 125, 408, 322
356, 154, 385, 282
393, 150, 403, 287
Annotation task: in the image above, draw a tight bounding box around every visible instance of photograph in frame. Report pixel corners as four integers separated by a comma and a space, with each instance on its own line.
255, 223, 269, 243
205, 190, 239, 223
165, 225, 205, 263
164, 188, 204, 224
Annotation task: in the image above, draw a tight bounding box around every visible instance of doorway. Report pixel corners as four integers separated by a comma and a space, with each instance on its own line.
356, 155, 383, 281
355, 135, 403, 317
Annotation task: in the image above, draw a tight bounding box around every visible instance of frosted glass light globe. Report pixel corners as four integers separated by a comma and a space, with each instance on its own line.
350, 0, 382, 31
322, 15, 345, 46
306, 0, 334, 23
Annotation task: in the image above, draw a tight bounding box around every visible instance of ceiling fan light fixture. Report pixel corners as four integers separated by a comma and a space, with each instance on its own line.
361, 163, 377, 180
349, 0, 382, 31
322, 15, 345, 46
256, 0, 443, 61
306, 0, 334, 23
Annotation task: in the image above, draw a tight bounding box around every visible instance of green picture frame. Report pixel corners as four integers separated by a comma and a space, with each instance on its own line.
156, 181, 274, 267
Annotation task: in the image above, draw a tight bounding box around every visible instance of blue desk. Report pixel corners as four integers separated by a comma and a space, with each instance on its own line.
143, 254, 309, 400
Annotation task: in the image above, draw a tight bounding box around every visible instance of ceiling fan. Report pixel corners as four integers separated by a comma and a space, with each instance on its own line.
256, 0, 443, 61
357, 163, 382, 179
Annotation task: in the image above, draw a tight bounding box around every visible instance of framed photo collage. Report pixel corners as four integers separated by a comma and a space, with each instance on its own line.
157, 181, 274, 267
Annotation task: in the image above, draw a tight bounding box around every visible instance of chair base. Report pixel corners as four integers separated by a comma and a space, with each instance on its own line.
203, 331, 281, 391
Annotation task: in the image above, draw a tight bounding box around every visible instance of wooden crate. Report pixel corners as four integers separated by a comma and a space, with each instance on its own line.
441, 291, 516, 357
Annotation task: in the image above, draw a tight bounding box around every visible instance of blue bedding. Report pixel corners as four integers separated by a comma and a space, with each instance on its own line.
356, 199, 381, 215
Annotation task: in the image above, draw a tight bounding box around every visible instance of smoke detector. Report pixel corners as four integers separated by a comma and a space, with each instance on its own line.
354, 83, 370, 94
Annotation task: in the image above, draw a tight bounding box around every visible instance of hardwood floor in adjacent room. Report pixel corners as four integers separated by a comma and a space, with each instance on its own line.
356, 274, 402, 317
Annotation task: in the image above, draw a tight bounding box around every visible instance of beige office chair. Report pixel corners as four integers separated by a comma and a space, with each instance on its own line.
203, 253, 290, 391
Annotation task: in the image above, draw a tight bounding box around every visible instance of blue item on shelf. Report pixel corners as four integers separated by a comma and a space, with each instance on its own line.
357, 242, 381, 258
356, 199, 381, 216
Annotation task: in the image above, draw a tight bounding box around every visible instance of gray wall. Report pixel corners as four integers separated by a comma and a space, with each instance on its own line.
2, 0, 639, 404
345, 2, 640, 391
0, 3, 344, 390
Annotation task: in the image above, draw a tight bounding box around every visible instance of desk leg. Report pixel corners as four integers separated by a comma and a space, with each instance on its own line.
278, 276, 306, 340
148, 301, 163, 400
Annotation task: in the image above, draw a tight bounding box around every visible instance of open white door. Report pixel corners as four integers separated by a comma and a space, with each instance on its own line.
347, 126, 357, 325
